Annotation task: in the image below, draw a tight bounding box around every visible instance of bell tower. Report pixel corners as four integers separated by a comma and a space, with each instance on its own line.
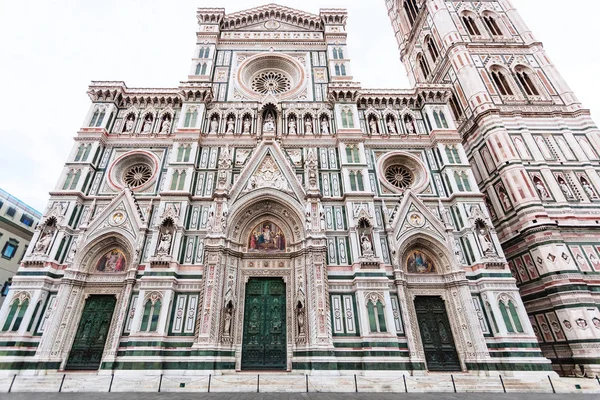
386, 0, 600, 375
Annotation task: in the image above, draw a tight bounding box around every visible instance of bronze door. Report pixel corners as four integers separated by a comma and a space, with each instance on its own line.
414, 296, 461, 371
66, 295, 116, 370
241, 278, 286, 370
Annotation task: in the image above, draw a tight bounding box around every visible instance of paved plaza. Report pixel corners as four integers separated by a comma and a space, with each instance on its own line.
3, 394, 600, 400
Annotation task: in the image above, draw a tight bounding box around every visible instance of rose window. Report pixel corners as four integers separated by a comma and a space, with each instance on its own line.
385, 165, 414, 189
251, 71, 292, 95
123, 164, 153, 188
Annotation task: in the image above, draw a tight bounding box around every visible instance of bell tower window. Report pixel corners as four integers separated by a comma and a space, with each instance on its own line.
490, 68, 514, 96
403, 0, 420, 26
462, 14, 481, 36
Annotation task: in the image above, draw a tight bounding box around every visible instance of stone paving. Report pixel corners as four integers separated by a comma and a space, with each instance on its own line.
2, 394, 600, 400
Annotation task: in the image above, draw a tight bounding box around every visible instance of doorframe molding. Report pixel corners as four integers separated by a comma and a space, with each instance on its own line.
235, 269, 292, 371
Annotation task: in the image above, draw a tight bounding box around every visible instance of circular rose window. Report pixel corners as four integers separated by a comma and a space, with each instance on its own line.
123, 164, 153, 188
377, 152, 429, 194
385, 165, 414, 189
107, 151, 160, 192
251, 71, 292, 95
237, 53, 306, 100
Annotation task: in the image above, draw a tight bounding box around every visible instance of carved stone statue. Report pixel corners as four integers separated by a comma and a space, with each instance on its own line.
243, 117, 251, 134
476, 223, 495, 256
321, 118, 330, 135
558, 179, 572, 198
582, 180, 596, 198
305, 203, 312, 232
387, 119, 397, 134
288, 117, 297, 135
535, 180, 549, 199
157, 231, 172, 253
304, 118, 313, 135
35, 229, 54, 254
209, 117, 219, 134
360, 232, 373, 255
223, 305, 233, 337
143, 115, 153, 133
296, 302, 306, 335
124, 115, 135, 133
319, 203, 326, 231
405, 118, 415, 134
160, 117, 171, 134
369, 118, 378, 134
226, 117, 235, 134
263, 114, 275, 132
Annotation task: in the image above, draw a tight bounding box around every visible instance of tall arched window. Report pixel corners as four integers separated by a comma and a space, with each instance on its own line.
499, 299, 524, 333
195, 62, 208, 75
199, 47, 210, 58
140, 297, 162, 332
75, 145, 85, 162
334, 64, 341, 76
333, 47, 344, 59
449, 95, 464, 120
70, 170, 81, 190
417, 54, 431, 79
515, 67, 540, 96
367, 298, 387, 333
2, 296, 29, 332
490, 67, 514, 96
425, 36, 439, 63
184, 107, 198, 128
340, 64, 347, 76
62, 170, 74, 190
170, 170, 180, 191
82, 144, 92, 161
461, 14, 481, 36
403, 0, 420, 26
483, 14, 503, 36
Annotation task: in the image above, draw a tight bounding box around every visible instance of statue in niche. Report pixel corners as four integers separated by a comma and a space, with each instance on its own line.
142, 115, 153, 133
226, 117, 235, 134
557, 176, 573, 198
321, 117, 330, 135
288, 117, 297, 135
157, 231, 172, 253
387, 117, 397, 134
223, 301, 233, 337
160, 116, 171, 134
369, 117, 378, 134
124, 115, 135, 133
475, 219, 495, 256
305, 203, 312, 232
296, 301, 306, 335
581, 177, 596, 198
263, 112, 276, 133
360, 233, 373, 255
534, 177, 549, 199
209, 117, 219, 134
243, 117, 251, 134
405, 116, 416, 135
304, 117, 313, 135
34, 227, 54, 254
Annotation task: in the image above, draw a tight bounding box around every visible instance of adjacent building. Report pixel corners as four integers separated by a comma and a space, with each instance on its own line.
0, 1, 598, 378
0, 189, 41, 307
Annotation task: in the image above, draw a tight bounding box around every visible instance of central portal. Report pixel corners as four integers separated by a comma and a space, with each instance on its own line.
241, 278, 287, 370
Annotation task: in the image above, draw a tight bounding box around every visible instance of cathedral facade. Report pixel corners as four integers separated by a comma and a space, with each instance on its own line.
0, 1, 597, 377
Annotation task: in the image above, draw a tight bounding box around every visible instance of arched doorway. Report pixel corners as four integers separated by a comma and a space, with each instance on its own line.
399, 238, 465, 372
63, 234, 133, 371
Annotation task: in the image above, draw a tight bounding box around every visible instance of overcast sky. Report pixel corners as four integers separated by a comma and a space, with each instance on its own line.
0, 0, 598, 212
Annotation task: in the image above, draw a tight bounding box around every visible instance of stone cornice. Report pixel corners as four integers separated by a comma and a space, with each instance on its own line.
219, 4, 324, 31
87, 81, 213, 107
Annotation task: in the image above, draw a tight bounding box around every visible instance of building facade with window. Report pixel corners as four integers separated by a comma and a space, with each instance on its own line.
1, 1, 593, 378
386, 0, 600, 376
0, 189, 41, 307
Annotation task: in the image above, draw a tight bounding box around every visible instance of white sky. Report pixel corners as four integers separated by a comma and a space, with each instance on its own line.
0, 0, 598, 212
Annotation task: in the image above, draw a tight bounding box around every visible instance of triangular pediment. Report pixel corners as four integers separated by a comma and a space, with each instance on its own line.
83, 189, 146, 245
230, 141, 306, 204
390, 190, 448, 245
222, 4, 323, 32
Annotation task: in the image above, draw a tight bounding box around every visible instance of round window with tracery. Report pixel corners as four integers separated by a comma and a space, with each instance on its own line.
251, 71, 292, 95
385, 165, 414, 189
123, 164, 153, 188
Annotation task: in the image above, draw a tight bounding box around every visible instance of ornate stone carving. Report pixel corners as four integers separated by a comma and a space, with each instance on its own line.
244, 155, 291, 193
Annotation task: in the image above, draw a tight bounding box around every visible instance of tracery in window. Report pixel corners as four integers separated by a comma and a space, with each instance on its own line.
483, 13, 503, 36
462, 13, 481, 36
515, 66, 540, 96
490, 66, 514, 96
